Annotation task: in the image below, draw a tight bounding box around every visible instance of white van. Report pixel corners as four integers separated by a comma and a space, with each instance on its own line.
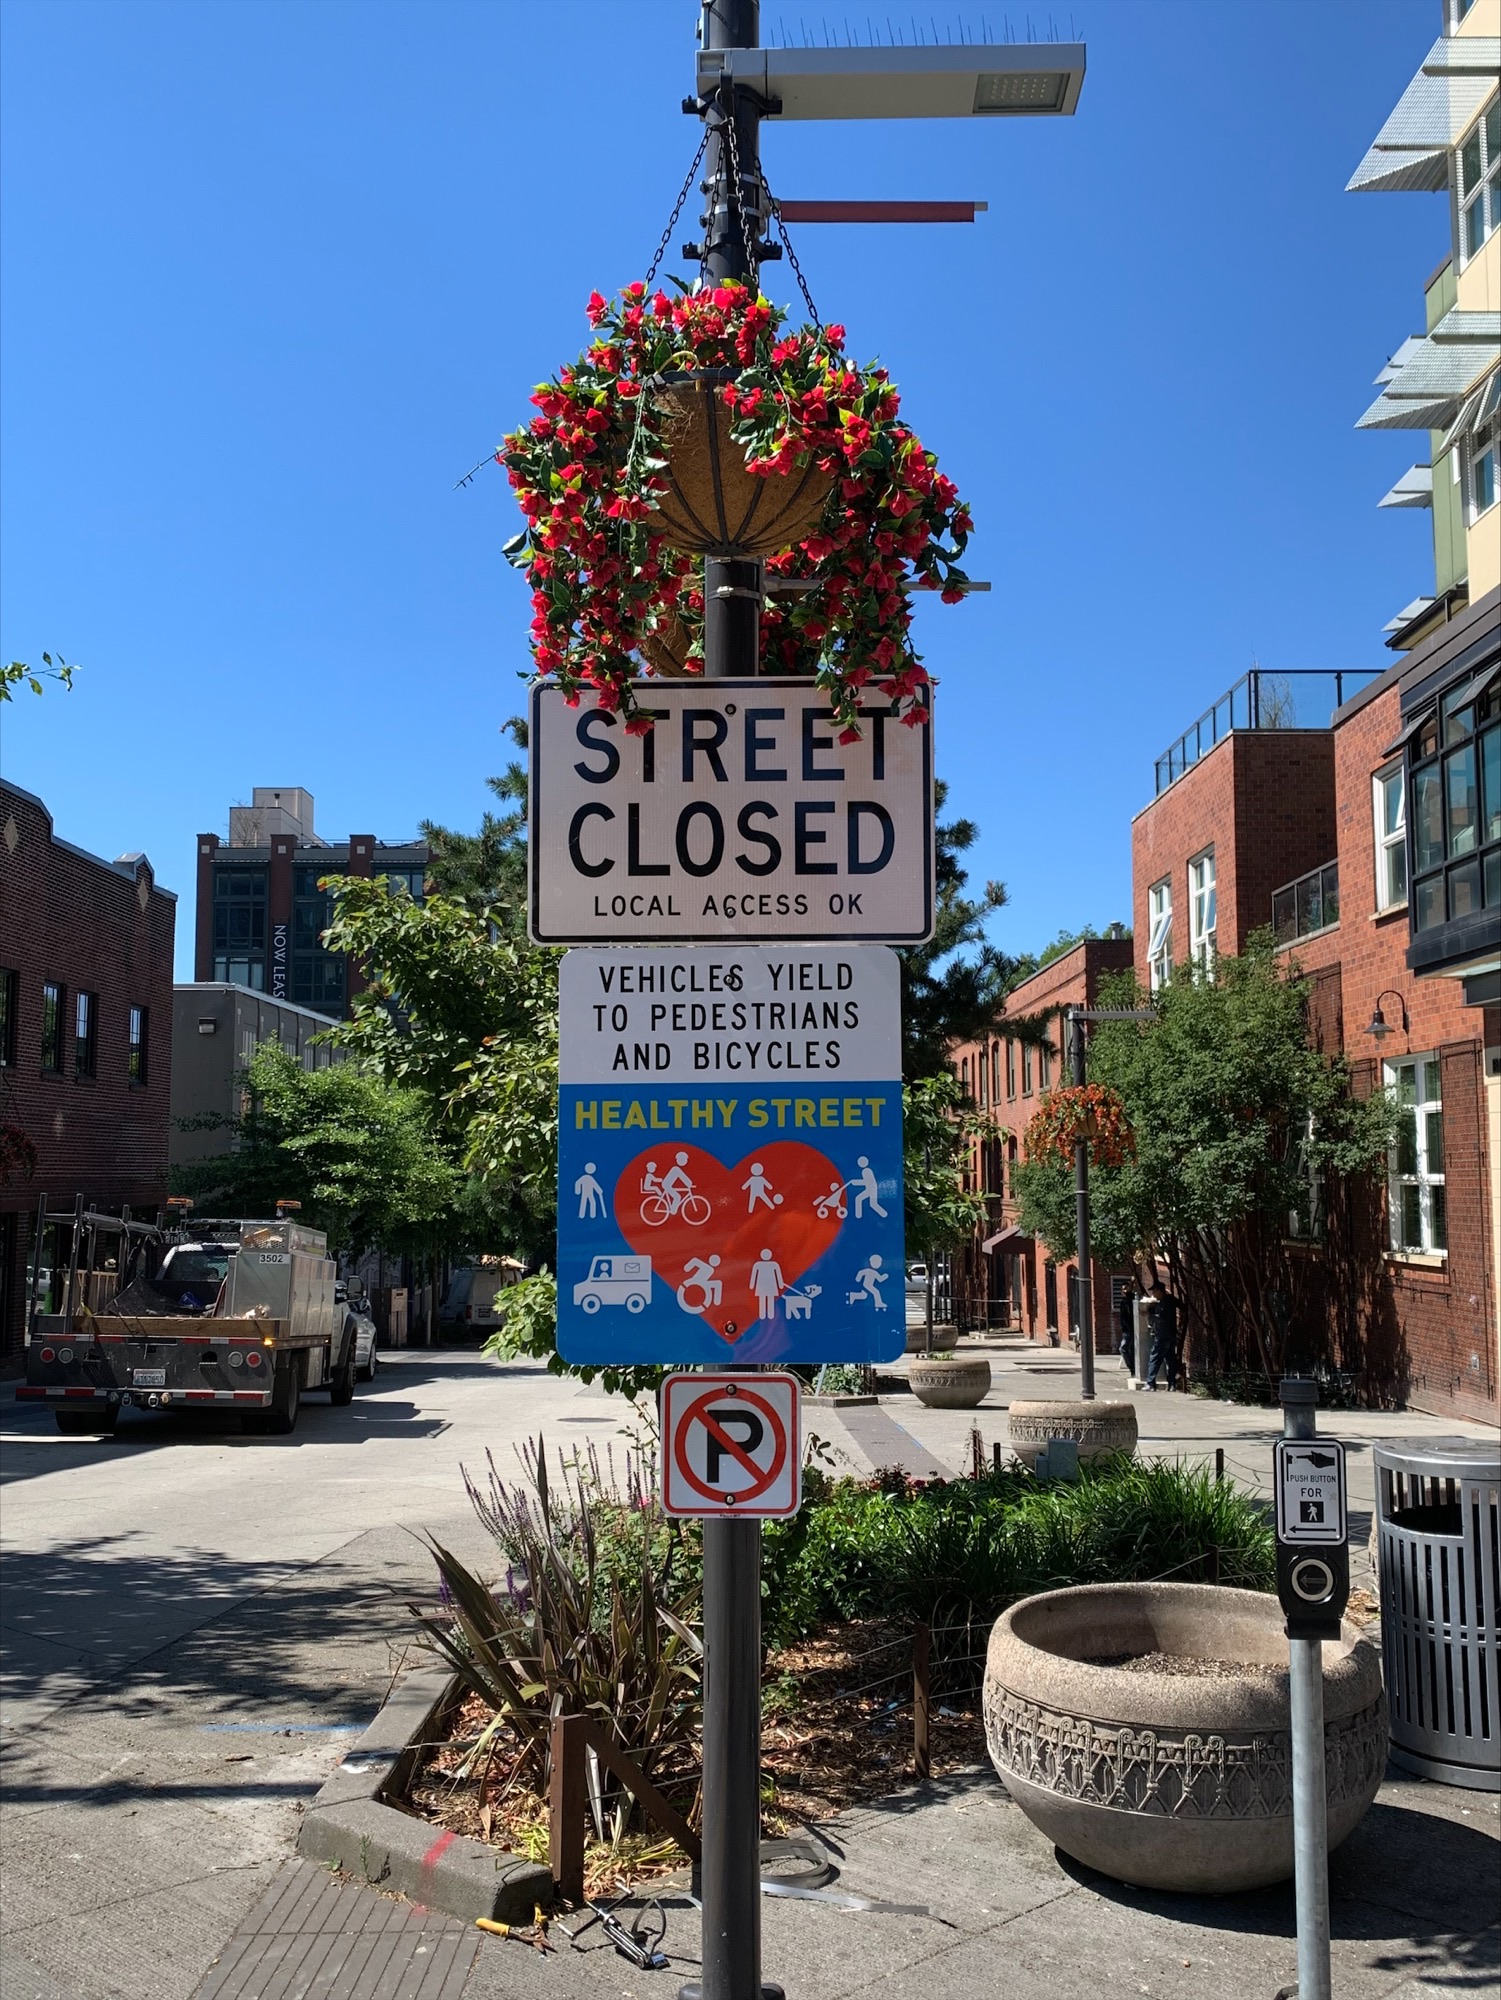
442, 1266, 510, 1333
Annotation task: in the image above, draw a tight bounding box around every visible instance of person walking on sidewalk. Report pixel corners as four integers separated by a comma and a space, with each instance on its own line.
1117, 1273, 1140, 1377
1144, 1274, 1182, 1391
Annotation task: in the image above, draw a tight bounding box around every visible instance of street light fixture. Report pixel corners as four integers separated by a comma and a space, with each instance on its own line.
1364, 990, 1409, 1041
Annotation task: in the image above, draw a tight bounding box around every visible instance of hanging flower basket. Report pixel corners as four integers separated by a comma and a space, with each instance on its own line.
499, 280, 973, 731
649, 369, 835, 558
1023, 1085, 1136, 1171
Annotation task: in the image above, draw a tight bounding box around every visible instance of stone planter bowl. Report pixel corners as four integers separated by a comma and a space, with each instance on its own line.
984, 1582, 1385, 1893
908, 1355, 991, 1410
1008, 1398, 1138, 1471
904, 1321, 959, 1354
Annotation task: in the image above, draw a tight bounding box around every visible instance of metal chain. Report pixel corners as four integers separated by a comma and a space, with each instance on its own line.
718, 95, 757, 279
644, 130, 709, 292
765, 186, 821, 326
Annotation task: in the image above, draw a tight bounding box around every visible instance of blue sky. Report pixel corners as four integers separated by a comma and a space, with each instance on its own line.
1, 0, 1444, 978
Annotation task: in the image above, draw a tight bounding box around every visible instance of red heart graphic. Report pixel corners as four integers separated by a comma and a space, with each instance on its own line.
614, 1142, 844, 1345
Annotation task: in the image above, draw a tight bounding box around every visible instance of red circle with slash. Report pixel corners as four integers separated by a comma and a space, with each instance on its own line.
671, 1384, 788, 1508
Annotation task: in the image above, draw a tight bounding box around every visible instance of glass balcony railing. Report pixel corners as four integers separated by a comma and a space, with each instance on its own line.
1272, 861, 1340, 946
1153, 670, 1380, 797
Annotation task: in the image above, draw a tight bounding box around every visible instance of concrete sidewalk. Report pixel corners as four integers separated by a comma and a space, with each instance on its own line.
185, 1759, 1498, 2000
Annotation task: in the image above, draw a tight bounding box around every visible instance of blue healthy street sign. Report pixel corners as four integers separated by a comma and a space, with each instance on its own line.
556, 947, 905, 1367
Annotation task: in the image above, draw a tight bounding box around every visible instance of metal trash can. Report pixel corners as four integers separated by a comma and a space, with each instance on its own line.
1374, 1438, 1500, 1791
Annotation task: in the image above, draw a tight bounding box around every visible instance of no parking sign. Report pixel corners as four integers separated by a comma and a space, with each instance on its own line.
660, 1371, 802, 1518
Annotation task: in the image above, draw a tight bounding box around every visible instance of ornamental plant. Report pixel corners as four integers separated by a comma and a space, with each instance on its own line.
499, 279, 973, 732
1023, 1082, 1136, 1171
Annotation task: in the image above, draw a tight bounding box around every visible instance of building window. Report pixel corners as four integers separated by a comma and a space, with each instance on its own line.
1387, 1056, 1446, 1255
1374, 764, 1408, 910
379, 867, 426, 900
1189, 850, 1217, 968
1449, 0, 1476, 25
1468, 410, 1497, 522
1147, 879, 1173, 990
40, 982, 64, 1072
74, 992, 97, 1079
990, 1042, 1000, 1101
1409, 673, 1501, 931
292, 865, 346, 1016
1022, 1042, 1034, 1096
0, 969, 16, 1067
128, 1005, 148, 1084
1458, 101, 1500, 263
1039, 1037, 1051, 1089
1005, 1038, 1016, 1098
213, 867, 268, 988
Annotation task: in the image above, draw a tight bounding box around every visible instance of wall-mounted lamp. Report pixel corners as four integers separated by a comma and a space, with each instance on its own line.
1364, 989, 1409, 1041
197, 1019, 217, 1035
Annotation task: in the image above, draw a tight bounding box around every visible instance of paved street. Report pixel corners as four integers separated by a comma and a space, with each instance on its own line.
1, 1343, 1495, 2000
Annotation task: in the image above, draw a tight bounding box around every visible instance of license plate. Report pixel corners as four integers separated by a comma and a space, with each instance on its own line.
132, 1369, 166, 1388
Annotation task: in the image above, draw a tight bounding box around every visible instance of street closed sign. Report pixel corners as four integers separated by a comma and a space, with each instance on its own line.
529, 679, 933, 945
660, 1371, 802, 1518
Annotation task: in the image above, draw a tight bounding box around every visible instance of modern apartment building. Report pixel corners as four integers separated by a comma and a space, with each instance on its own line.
194, 788, 430, 1020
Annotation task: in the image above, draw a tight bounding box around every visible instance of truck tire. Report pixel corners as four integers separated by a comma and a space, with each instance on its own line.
245, 1354, 301, 1435
55, 1407, 118, 1436
329, 1337, 356, 1406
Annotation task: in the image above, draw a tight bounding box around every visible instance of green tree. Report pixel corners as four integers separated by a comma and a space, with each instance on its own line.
1012, 937, 1399, 1387
898, 783, 1044, 1078
419, 718, 529, 929
320, 876, 559, 1262
173, 1043, 459, 1255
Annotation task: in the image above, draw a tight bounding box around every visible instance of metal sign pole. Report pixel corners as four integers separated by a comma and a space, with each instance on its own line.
1068, 1009, 1095, 1401
686, 11, 780, 1996
1277, 1379, 1336, 2000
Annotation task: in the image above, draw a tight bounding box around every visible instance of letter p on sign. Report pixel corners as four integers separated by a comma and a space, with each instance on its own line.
660, 1371, 802, 1518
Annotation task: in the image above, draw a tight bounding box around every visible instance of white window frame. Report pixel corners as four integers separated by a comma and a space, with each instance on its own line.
1373, 762, 1408, 911
1466, 409, 1498, 524
1456, 100, 1500, 266
1386, 1055, 1447, 1256
1147, 879, 1173, 990
1188, 848, 1217, 969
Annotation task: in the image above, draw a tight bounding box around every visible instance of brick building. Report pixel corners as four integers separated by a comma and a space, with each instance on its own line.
194, 788, 429, 1020
0, 780, 177, 1361
950, 933, 1135, 1344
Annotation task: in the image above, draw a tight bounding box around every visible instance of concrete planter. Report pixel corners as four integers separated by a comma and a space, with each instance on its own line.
908, 1356, 991, 1409
1007, 1398, 1138, 1471
904, 1322, 959, 1354
984, 1583, 1385, 1893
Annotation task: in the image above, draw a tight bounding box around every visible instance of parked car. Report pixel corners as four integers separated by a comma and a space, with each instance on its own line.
336, 1283, 379, 1382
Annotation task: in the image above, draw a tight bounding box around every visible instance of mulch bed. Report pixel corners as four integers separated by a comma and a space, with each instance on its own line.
401, 1619, 987, 1898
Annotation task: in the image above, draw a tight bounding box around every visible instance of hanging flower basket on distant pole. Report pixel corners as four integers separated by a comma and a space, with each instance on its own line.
499, 279, 974, 732
1023, 1084, 1136, 1172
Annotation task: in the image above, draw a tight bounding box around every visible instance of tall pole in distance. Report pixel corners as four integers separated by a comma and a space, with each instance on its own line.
1069, 1009, 1096, 1401
686, 9, 779, 2000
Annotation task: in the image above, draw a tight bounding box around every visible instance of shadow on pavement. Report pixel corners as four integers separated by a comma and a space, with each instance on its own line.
1054, 1792, 1500, 1981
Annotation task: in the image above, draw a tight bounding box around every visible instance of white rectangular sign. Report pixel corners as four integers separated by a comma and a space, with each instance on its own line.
529, 679, 934, 945
558, 945, 901, 1083
660, 1370, 803, 1517
1274, 1439, 1348, 1546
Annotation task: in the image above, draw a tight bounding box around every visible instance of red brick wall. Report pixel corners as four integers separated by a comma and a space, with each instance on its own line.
1293, 684, 1496, 1422
1, 782, 177, 1358
1132, 731, 1336, 984
951, 938, 1136, 1350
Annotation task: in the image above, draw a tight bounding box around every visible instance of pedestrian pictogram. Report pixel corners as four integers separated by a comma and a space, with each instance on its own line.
660, 1371, 802, 1518
1274, 1438, 1347, 1547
